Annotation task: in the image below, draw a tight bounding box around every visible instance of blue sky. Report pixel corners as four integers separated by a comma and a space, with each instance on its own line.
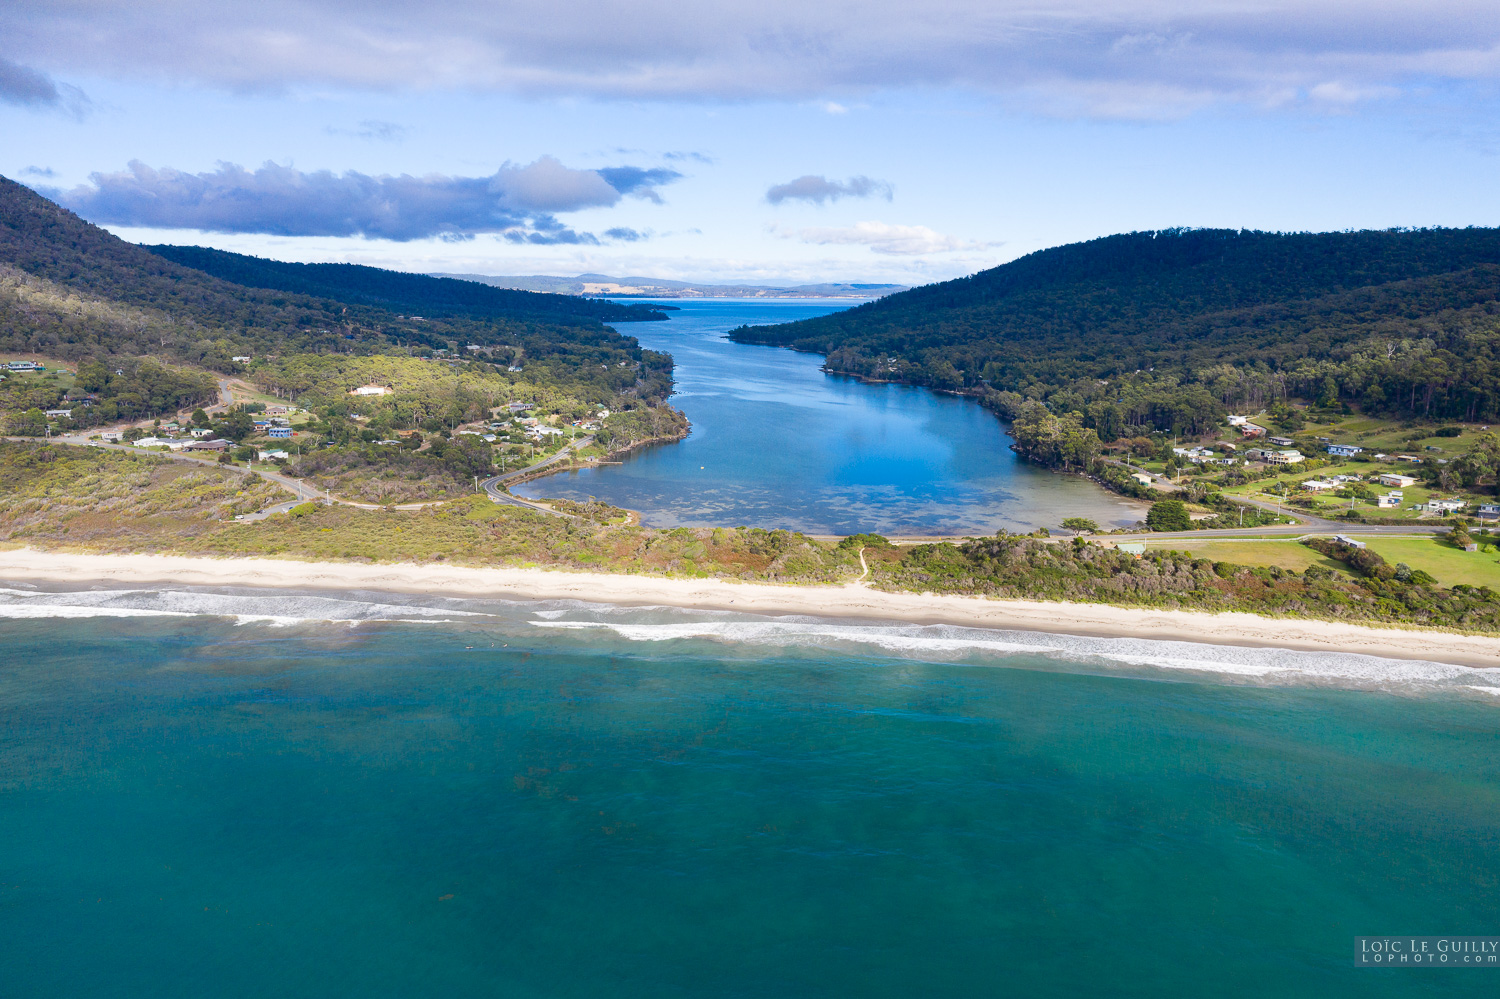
4, 1, 1500, 285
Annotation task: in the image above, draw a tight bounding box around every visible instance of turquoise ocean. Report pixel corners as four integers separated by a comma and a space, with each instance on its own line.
3, 583, 1498, 997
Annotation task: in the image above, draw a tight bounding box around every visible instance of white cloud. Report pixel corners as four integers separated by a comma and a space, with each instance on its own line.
781, 221, 991, 255
765, 175, 893, 205
47, 156, 681, 241
5, 2, 1500, 118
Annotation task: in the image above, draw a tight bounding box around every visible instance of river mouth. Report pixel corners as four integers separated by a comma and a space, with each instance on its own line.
515, 298, 1148, 535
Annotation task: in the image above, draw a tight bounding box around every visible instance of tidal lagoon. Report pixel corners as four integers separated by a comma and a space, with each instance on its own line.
514, 299, 1146, 535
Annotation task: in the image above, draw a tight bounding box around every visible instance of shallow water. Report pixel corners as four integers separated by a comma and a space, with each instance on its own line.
3, 584, 1498, 997
515, 299, 1147, 534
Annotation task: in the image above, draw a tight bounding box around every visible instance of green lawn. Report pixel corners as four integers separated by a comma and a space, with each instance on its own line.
1363, 537, 1500, 588
1142, 538, 1340, 572
1143, 535, 1500, 588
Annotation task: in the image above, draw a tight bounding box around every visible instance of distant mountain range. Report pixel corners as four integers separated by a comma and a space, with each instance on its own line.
431, 273, 908, 299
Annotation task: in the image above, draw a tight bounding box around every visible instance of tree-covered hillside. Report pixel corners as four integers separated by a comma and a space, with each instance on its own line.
0, 176, 681, 428
730, 228, 1500, 432
147, 245, 668, 326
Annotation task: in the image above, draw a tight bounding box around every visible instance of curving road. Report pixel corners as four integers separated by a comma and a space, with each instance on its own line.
479, 435, 595, 516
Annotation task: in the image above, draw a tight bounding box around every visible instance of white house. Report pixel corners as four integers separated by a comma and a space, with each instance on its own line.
134, 437, 187, 451
349, 385, 392, 396
231, 355, 252, 363
1262, 450, 1305, 465
1326, 444, 1362, 457
1376, 491, 1404, 508
1300, 479, 1337, 491
1425, 498, 1466, 513
1376, 473, 1417, 488
189, 427, 213, 438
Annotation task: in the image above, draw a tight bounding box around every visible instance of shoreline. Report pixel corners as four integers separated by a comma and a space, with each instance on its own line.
2, 548, 1497, 667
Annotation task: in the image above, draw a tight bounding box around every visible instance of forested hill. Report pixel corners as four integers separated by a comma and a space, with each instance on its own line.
730, 228, 1500, 429
148, 245, 669, 326
0, 176, 666, 371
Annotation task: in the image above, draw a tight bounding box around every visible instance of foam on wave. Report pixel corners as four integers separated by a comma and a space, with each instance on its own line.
531, 614, 1500, 694
0, 585, 483, 627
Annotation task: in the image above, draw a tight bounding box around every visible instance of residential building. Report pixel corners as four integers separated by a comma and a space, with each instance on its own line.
6, 361, 42, 371
1117, 543, 1146, 558
268, 426, 292, 439
231, 355, 251, 363
1131, 472, 1153, 486
1326, 444, 1362, 457
1262, 450, 1305, 465
1333, 535, 1367, 549
1238, 423, 1267, 437
1300, 479, 1336, 491
349, 384, 391, 396
44, 409, 71, 419
258, 449, 290, 461
1477, 504, 1500, 521
1268, 436, 1296, 447
99, 430, 123, 442
1394, 454, 1424, 463
186, 438, 231, 452
1376, 473, 1417, 488
1425, 498, 1466, 514
1376, 491, 1403, 508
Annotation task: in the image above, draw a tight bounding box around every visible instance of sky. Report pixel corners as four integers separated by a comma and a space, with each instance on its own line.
4, 1, 1500, 287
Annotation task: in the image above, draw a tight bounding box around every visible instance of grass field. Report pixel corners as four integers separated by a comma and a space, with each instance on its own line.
1144, 535, 1500, 588
1362, 537, 1500, 588
1141, 538, 1341, 572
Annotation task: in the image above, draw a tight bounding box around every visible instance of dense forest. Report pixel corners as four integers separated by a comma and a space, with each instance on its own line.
146, 245, 668, 326
731, 228, 1500, 433
0, 176, 679, 424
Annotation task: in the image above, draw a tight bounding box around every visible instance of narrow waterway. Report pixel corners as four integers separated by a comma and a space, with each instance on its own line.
515, 299, 1147, 535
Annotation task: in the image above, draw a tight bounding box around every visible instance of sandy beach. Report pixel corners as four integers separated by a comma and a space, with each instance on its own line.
2, 547, 1497, 667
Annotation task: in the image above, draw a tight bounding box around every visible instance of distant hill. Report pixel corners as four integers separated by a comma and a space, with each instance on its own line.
0, 177, 676, 411
433, 272, 906, 299
730, 227, 1500, 428
150, 247, 670, 325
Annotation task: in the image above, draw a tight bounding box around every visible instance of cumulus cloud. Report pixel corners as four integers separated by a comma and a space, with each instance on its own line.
766, 175, 893, 205
51, 156, 680, 241
782, 221, 990, 255
0, 55, 88, 115
4, 3, 1500, 117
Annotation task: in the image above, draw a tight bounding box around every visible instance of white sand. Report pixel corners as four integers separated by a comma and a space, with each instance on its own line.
2, 547, 1496, 667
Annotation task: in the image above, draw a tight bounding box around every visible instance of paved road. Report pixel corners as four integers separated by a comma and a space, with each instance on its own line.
479, 435, 596, 516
